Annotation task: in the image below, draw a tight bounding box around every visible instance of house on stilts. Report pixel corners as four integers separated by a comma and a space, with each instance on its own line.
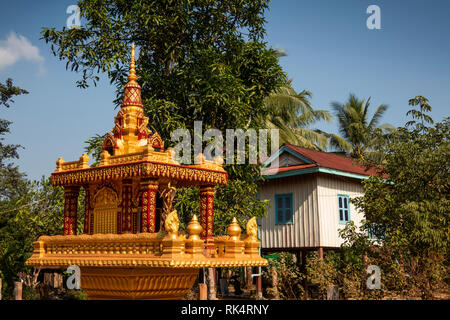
258, 144, 378, 263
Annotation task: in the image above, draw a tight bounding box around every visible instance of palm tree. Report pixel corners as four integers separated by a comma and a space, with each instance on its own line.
263, 79, 332, 150
323, 93, 394, 160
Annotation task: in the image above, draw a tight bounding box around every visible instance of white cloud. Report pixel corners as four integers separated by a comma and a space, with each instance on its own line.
0, 32, 44, 71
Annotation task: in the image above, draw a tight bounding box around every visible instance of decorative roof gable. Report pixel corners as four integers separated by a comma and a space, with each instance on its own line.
262, 144, 378, 180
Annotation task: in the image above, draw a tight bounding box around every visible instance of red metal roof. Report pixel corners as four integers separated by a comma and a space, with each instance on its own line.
265, 144, 378, 178
263, 163, 317, 175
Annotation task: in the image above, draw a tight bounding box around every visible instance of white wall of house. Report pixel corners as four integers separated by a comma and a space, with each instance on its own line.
259, 173, 365, 250
316, 174, 365, 248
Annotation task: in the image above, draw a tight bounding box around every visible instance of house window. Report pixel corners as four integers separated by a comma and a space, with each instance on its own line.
338, 194, 350, 224
367, 224, 384, 240
275, 193, 293, 224
367, 228, 377, 240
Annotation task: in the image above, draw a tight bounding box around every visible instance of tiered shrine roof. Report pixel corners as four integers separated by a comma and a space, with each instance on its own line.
51, 44, 227, 188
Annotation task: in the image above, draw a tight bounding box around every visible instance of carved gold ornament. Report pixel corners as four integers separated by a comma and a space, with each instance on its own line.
164, 210, 179, 237
245, 216, 258, 241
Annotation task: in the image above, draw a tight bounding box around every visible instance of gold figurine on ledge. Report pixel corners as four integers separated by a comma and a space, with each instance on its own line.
26, 44, 267, 300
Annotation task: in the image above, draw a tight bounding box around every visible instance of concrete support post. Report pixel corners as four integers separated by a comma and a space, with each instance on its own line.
246, 266, 253, 288
14, 281, 22, 300
271, 265, 280, 299
206, 267, 217, 300
318, 247, 324, 260
256, 275, 262, 299
199, 283, 207, 300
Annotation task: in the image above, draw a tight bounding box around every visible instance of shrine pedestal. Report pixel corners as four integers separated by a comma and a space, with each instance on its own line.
26, 216, 267, 300
80, 267, 198, 300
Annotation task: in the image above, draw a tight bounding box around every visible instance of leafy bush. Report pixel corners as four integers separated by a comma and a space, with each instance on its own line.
262, 252, 305, 299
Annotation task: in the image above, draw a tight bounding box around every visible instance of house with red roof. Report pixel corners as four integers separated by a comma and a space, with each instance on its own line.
258, 144, 377, 258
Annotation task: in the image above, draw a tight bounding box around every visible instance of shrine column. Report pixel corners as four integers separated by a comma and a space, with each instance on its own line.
63, 186, 80, 235
83, 187, 92, 234
120, 179, 133, 233
140, 179, 158, 233
200, 186, 215, 245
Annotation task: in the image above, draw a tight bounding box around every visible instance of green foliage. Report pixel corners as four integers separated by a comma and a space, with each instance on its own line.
22, 286, 41, 300
0, 78, 30, 289
0, 78, 78, 298
306, 251, 339, 299
349, 97, 449, 298
283, 98, 448, 300
66, 289, 89, 300
262, 252, 305, 299
41, 0, 284, 133
0, 78, 29, 108
0, 79, 29, 202
174, 164, 268, 235
355, 98, 449, 256
84, 133, 107, 166
0, 178, 84, 295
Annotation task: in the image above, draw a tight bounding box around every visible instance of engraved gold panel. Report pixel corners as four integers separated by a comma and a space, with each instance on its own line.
93, 187, 118, 234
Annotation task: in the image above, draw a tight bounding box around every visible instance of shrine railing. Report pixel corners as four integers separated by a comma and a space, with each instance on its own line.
26, 216, 266, 268
56, 154, 90, 172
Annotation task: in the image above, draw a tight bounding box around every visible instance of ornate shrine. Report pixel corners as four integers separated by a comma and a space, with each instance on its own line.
26, 45, 267, 300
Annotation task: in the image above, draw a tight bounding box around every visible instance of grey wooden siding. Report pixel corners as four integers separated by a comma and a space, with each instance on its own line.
259, 174, 320, 249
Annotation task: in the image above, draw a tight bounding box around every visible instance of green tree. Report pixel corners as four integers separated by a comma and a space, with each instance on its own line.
351, 96, 449, 298
0, 178, 86, 298
263, 79, 332, 150
0, 78, 29, 295
43, 0, 286, 238
0, 79, 29, 201
0, 79, 82, 298
323, 93, 393, 160
0, 78, 28, 108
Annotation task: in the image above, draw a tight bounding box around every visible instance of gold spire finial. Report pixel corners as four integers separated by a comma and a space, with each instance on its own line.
128, 43, 138, 81
121, 44, 143, 108
227, 217, 242, 241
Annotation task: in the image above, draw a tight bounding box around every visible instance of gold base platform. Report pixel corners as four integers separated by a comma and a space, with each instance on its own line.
80, 267, 198, 300
26, 217, 267, 300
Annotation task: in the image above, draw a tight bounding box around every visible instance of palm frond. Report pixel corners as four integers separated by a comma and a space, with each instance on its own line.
379, 123, 396, 133
293, 128, 329, 151
368, 104, 389, 130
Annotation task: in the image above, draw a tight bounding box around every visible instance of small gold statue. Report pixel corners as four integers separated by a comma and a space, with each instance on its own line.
246, 216, 258, 241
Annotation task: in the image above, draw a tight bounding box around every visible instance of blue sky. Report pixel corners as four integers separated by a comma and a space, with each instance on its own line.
0, 0, 449, 181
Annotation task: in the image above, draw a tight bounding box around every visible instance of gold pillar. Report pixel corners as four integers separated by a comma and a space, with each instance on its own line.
199, 186, 215, 244
63, 186, 80, 235
140, 179, 158, 232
